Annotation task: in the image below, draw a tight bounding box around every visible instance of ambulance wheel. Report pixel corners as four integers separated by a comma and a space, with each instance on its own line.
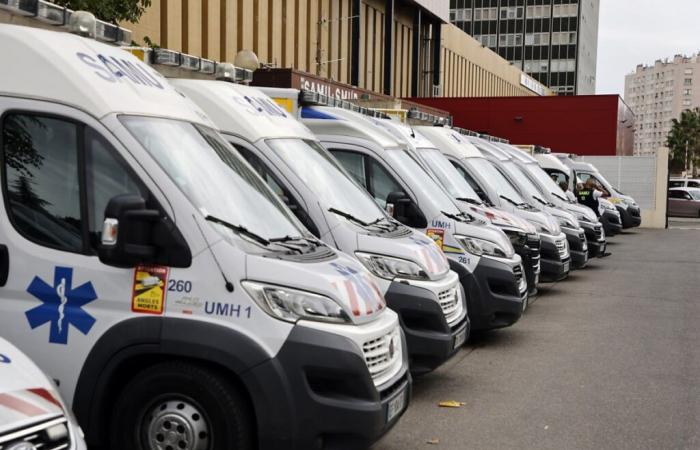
109, 361, 254, 450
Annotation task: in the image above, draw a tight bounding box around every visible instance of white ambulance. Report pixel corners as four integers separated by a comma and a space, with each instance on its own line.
295, 102, 528, 331
0, 337, 86, 449
171, 81, 468, 375
0, 21, 409, 450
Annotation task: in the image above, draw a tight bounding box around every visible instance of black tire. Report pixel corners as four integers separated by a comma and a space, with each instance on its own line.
108, 360, 254, 450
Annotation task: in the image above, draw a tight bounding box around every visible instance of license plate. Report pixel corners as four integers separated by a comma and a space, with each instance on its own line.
453, 327, 467, 349
387, 387, 407, 422
563, 261, 570, 273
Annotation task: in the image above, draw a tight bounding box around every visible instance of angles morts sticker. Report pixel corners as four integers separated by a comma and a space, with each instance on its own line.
132, 265, 168, 315
426, 228, 445, 250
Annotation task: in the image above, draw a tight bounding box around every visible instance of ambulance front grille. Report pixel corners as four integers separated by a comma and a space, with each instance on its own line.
0, 416, 70, 450
438, 286, 462, 325
362, 327, 402, 383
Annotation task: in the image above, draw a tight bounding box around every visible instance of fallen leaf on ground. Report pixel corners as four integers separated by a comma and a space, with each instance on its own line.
427, 438, 440, 445
438, 400, 465, 408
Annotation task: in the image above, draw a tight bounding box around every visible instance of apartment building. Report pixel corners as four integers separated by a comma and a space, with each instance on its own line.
624, 55, 700, 156
450, 0, 600, 95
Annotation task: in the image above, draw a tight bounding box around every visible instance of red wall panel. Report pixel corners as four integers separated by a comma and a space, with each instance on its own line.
405, 95, 632, 156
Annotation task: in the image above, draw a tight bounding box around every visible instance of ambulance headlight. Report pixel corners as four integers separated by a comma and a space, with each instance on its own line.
356, 252, 429, 281
242, 281, 351, 324
456, 235, 514, 258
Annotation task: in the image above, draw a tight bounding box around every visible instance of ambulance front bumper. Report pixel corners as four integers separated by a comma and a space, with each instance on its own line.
452, 256, 526, 331
386, 273, 469, 375
618, 205, 642, 228
582, 222, 606, 258
562, 227, 588, 270
539, 233, 571, 282
601, 210, 622, 236
242, 322, 411, 450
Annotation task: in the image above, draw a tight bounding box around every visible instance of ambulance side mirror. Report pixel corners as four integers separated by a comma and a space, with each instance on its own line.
98, 195, 191, 268
385, 191, 427, 229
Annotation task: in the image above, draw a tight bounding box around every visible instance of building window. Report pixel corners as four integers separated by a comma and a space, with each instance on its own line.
684, 78, 693, 86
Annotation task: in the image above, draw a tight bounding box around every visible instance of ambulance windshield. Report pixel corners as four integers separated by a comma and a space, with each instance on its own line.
267, 138, 387, 224
121, 116, 303, 241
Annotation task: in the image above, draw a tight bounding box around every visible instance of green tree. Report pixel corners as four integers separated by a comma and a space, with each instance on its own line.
666, 107, 700, 176
54, 0, 152, 23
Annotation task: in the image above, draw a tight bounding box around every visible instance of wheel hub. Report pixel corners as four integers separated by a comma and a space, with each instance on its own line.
145, 399, 209, 450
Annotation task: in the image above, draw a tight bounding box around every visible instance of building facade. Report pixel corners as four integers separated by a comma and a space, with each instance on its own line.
408, 95, 634, 156
450, 0, 599, 95
114, 0, 549, 98
624, 55, 700, 156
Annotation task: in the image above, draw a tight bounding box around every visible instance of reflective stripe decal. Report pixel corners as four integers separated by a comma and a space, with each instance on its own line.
28, 388, 61, 408
0, 393, 47, 417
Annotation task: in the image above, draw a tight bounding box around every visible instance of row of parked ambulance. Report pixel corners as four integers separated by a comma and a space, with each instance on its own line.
0, 11, 642, 450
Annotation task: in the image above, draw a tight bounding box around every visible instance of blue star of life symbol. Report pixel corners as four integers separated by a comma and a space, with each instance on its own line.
25, 266, 98, 345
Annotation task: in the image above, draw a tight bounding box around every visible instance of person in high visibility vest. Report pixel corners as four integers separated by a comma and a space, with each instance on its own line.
576, 179, 604, 217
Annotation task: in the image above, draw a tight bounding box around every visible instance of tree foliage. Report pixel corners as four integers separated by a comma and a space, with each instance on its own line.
54, 0, 152, 23
666, 107, 700, 175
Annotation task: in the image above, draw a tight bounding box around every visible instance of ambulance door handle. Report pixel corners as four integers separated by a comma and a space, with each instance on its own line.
0, 244, 8, 287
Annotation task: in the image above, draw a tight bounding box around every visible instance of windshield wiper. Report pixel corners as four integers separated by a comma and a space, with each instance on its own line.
328, 207, 385, 228
205, 215, 270, 246
532, 195, 550, 207
551, 191, 570, 203
441, 210, 472, 223
500, 195, 526, 208
456, 197, 483, 206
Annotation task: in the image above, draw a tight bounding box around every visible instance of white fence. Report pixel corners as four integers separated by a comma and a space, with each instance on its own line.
580, 155, 658, 210
580, 150, 668, 228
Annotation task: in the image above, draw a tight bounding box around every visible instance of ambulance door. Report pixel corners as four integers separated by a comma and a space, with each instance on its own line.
0, 99, 166, 401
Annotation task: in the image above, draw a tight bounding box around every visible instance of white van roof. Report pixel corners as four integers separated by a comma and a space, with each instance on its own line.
0, 24, 211, 126
494, 143, 538, 164
535, 153, 570, 173
301, 106, 403, 149
369, 119, 435, 150
415, 127, 483, 159
467, 137, 511, 161
171, 80, 316, 142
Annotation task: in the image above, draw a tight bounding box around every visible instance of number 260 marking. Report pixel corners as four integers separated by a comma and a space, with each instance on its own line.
168, 280, 192, 293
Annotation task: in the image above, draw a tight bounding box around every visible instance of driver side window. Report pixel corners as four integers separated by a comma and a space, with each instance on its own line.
1, 113, 149, 254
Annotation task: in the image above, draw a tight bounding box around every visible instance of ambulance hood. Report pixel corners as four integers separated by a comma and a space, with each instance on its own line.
244, 249, 387, 325
171, 80, 317, 142
0, 338, 66, 434
0, 25, 212, 126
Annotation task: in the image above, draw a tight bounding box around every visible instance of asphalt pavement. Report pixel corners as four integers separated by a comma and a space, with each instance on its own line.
375, 226, 700, 450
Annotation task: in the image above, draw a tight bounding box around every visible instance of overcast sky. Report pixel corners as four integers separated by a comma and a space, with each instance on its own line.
596, 0, 700, 96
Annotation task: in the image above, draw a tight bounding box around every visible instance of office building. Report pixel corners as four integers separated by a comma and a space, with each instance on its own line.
624, 55, 700, 156
110, 0, 549, 98
450, 0, 600, 95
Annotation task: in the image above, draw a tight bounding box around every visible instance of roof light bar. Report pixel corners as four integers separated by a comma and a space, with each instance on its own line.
214, 63, 253, 83
452, 127, 480, 137
479, 133, 510, 144
407, 108, 451, 125
0, 1, 133, 44
298, 90, 392, 119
